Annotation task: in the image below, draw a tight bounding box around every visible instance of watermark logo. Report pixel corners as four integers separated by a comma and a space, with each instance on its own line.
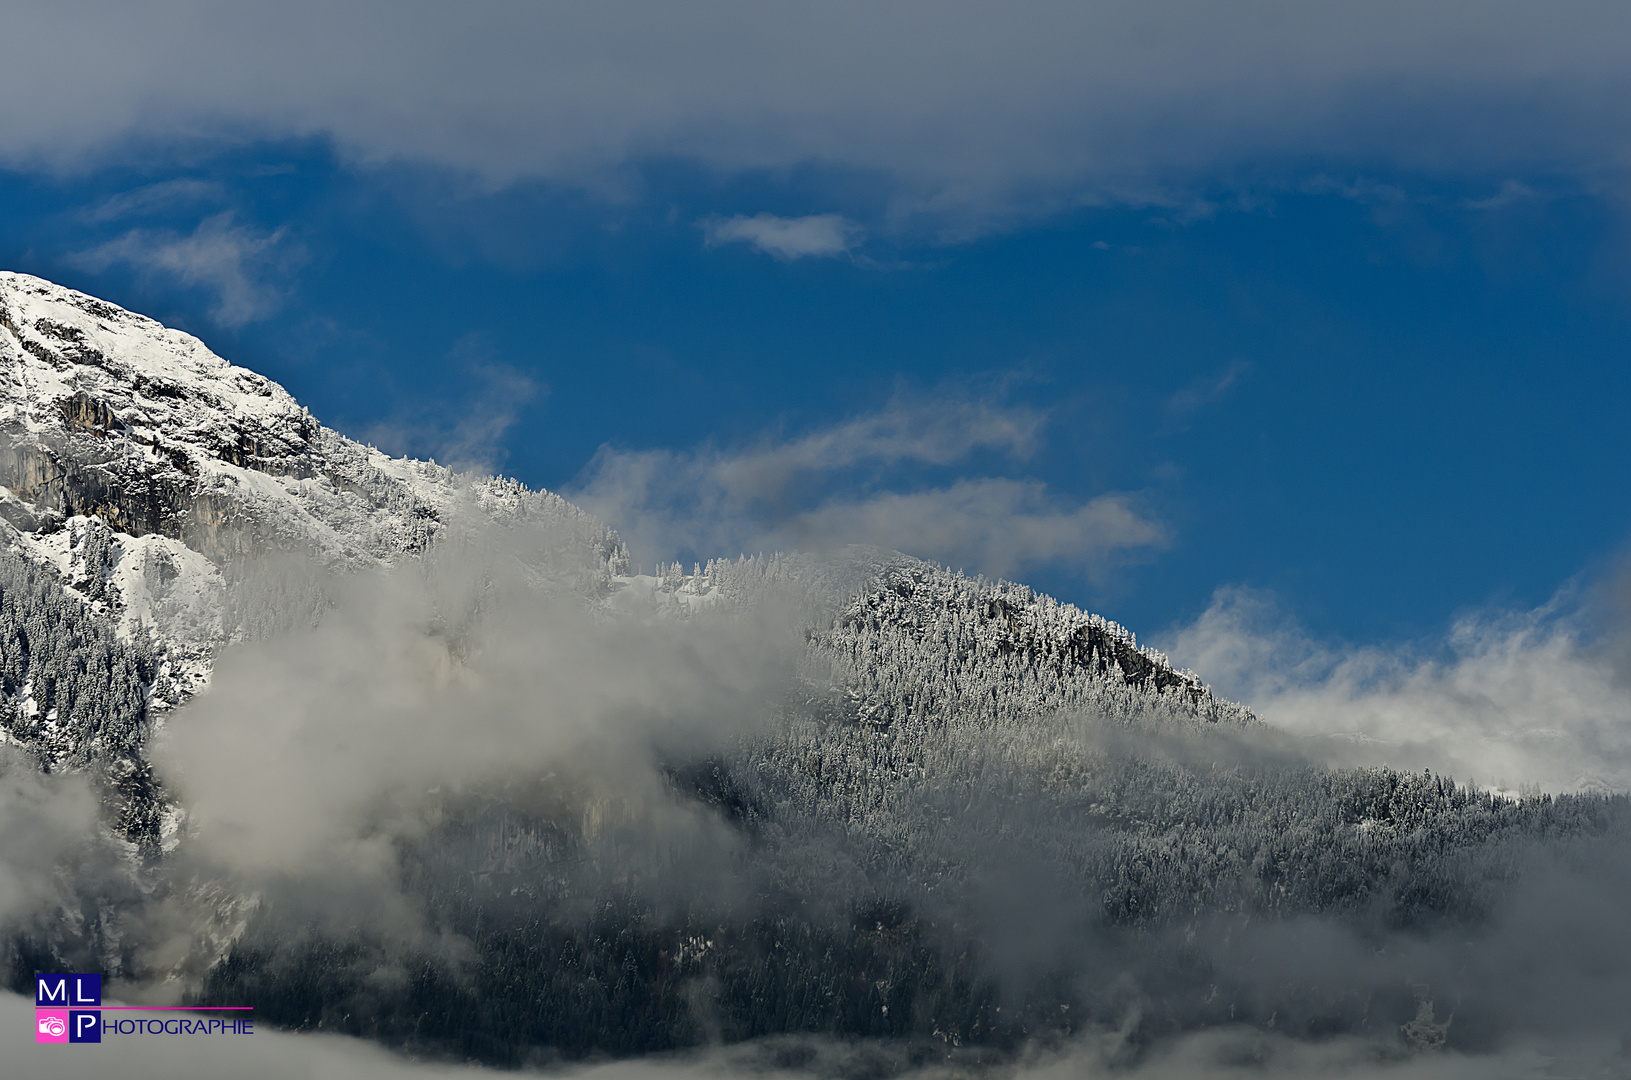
35, 974, 101, 1044
32, 973, 251, 1045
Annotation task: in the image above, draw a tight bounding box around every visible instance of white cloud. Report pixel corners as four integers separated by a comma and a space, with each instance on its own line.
2, 990, 1618, 1079
702, 213, 859, 259
73, 212, 304, 326
82, 179, 226, 223
0, 762, 99, 927
0, 990, 494, 1078
571, 394, 1163, 578
362, 334, 540, 475
1, 3, 1628, 227
154, 550, 787, 890
1165, 359, 1252, 420
1162, 585, 1631, 794
781, 479, 1166, 580
1466, 179, 1541, 211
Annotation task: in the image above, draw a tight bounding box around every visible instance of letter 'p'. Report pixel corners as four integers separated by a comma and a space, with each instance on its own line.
70, 1010, 101, 1043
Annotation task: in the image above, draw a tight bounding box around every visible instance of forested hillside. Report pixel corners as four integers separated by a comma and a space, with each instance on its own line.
201, 720, 1629, 1064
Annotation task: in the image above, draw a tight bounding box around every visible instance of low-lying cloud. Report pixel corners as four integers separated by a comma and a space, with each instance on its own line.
0, 758, 101, 927
6, 506, 1631, 1073
0, 990, 498, 1079
152, 540, 796, 914
1163, 583, 1631, 793
5, 993, 1630, 1078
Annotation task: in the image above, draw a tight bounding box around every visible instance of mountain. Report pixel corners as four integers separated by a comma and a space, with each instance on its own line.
2, 271, 1627, 1069
0, 271, 625, 718
0, 270, 1243, 775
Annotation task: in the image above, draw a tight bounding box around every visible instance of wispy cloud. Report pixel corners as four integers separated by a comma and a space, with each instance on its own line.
780, 478, 1165, 580
572, 393, 1164, 578
1162, 583, 1631, 794
73, 212, 304, 326
1466, 179, 1540, 211
362, 334, 540, 475
82, 178, 225, 223
701, 213, 860, 259
1165, 359, 1252, 421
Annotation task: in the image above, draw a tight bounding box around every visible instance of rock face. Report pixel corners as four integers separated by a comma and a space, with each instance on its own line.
0, 271, 629, 642
0, 272, 629, 571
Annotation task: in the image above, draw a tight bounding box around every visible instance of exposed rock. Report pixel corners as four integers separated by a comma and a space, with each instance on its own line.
0, 270, 631, 645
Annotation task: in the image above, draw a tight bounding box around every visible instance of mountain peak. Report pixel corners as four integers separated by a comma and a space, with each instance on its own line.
1, 271, 630, 699
0, 271, 628, 566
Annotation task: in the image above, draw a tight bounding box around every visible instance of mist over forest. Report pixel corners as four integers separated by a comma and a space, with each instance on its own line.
5, 498, 1631, 1076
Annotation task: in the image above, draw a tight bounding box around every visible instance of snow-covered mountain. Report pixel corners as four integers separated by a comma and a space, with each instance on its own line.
0, 269, 1244, 760
9, 272, 1619, 1066
0, 271, 626, 697
0, 271, 623, 570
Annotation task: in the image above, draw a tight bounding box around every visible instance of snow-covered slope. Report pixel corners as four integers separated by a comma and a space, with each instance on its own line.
0, 271, 628, 681
646, 550, 1252, 725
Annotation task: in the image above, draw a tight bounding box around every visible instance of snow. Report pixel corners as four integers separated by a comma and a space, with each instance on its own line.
607, 568, 729, 617
0, 271, 630, 696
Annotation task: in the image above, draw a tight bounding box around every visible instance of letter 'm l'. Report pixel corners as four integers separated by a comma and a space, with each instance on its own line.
36, 974, 100, 1007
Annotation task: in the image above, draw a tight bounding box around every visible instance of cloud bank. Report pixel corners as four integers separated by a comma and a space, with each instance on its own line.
152, 542, 794, 908
6, 992, 1631, 1078
1164, 584, 1631, 794
4, 2, 1630, 223
4, 492, 1630, 1074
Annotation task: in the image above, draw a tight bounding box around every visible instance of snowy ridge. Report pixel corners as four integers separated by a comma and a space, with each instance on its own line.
642, 550, 1204, 688
627, 550, 1256, 728
0, 271, 629, 667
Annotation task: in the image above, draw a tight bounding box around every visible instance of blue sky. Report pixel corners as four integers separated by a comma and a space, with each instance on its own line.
4, 2, 1630, 667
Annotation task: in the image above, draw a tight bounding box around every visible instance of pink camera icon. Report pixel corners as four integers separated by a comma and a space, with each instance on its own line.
36, 1010, 69, 1043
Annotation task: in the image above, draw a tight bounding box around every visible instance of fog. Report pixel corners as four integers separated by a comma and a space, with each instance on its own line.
1165, 582, 1631, 794
5, 992, 1629, 1079
146, 535, 803, 952
4, 498, 1631, 1074
0, 759, 105, 926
